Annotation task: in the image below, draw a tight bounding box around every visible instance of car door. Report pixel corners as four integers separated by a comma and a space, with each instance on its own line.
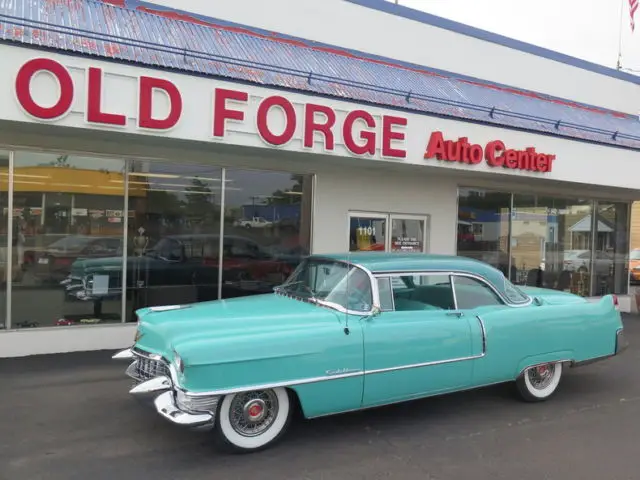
361, 273, 476, 407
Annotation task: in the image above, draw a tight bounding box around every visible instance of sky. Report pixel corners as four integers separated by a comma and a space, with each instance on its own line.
390, 0, 640, 74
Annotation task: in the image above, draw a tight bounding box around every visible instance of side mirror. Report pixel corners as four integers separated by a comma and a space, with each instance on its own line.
533, 297, 543, 306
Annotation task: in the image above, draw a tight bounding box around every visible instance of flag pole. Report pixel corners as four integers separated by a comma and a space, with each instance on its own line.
617, 0, 624, 69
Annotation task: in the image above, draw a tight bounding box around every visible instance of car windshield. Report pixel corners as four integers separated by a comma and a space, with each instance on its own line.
278, 258, 373, 313
503, 277, 530, 304
630, 250, 640, 260
48, 236, 93, 251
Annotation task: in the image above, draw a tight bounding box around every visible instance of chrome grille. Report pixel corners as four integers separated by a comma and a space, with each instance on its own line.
128, 353, 170, 383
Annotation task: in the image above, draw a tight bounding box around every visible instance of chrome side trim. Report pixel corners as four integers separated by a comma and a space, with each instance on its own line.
477, 315, 487, 354
365, 352, 484, 376
180, 353, 486, 398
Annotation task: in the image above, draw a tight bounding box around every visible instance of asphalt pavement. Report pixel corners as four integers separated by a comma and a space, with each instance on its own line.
1, 316, 640, 480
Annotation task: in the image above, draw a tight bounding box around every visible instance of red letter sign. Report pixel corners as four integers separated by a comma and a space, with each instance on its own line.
381, 115, 407, 158
303, 103, 336, 150
424, 131, 446, 159
15, 58, 74, 120
213, 88, 248, 138
86, 67, 127, 126
138, 76, 182, 130
343, 110, 376, 156
256, 96, 297, 146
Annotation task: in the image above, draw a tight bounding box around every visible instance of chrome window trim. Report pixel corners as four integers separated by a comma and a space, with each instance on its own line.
450, 274, 459, 310
373, 270, 532, 308
374, 276, 395, 312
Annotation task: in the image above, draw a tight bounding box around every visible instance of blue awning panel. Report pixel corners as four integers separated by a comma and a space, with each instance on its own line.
1, 0, 640, 150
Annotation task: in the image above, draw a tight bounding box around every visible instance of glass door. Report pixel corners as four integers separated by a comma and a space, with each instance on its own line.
349, 213, 387, 252
348, 212, 429, 253
390, 214, 428, 253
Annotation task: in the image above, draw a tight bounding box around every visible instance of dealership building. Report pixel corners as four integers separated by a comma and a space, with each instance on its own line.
0, 0, 639, 357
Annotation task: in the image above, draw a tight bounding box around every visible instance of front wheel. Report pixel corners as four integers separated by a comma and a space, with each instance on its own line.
515, 362, 563, 402
214, 387, 293, 453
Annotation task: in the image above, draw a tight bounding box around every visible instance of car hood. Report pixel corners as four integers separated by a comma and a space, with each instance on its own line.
133, 294, 343, 363
519, 286, 588, 305
71, 255, 139, 274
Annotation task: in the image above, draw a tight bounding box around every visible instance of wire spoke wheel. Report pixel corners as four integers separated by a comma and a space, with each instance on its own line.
228, 390, 279, 437
215, 387, 292, 453
516, 361, 563, 402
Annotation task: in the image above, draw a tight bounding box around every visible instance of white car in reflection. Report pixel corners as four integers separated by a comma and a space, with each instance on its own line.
562, 250, 613, 275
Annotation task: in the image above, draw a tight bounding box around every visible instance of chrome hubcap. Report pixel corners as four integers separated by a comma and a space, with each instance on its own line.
229, 390, 278, 437
528, 363, 555, 390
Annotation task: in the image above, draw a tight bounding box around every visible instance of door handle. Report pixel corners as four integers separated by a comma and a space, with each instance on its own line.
446, 311, 464, 317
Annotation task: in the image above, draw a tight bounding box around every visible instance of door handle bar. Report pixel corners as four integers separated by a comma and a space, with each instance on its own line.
446, 311, 464, 317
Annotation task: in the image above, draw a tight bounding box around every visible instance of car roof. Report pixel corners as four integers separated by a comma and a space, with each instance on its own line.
311, 252, 507, 286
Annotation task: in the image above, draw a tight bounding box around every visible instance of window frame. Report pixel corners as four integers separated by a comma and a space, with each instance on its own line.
373, 270, 531, 311
451, 274, 505, 310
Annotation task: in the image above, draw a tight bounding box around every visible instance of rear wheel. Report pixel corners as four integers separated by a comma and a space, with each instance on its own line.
214, 387, 293, 453
515, 362, 563, 402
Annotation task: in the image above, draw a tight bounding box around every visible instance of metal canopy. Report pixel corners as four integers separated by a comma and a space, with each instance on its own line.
1, 0, 639, 150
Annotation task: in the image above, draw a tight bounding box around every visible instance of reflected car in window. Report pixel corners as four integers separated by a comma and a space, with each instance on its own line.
112, 252, 626, 454
61, 234, 296, 305
31, 235, 122, 283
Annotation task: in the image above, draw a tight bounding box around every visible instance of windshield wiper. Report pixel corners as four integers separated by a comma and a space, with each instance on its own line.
275, 281, 318, 301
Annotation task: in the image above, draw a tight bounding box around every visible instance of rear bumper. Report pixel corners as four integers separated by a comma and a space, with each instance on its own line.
113, 347, 218, 429
615, 328, 629, 355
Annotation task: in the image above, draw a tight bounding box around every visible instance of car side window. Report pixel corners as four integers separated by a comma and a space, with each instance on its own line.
390, 274, 455, 311
376, 277, 394, 311
453, 276, 504, 309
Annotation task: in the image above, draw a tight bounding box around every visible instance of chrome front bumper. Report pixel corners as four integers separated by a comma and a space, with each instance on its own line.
113, 347, 218, 429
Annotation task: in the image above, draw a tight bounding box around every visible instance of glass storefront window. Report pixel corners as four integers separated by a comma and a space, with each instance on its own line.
512, 194, 594, 296
221, 170, 312, 300
12, 152, 125, 328
457, 188, 513, 278
124, 161, 223, 321
593, 202, 629, 296
458, 188, 631, 297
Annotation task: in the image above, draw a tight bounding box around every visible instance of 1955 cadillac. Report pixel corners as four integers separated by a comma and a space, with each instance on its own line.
113, 253, 627, 453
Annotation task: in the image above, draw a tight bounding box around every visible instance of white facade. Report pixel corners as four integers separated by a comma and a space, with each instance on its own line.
141, 0, 640, 115
0, 4, 638, 356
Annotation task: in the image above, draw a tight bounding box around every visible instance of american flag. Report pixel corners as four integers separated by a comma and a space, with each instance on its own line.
630, 0, 639, 32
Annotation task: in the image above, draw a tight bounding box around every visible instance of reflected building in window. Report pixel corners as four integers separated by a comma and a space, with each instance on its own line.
457, 188, 630, 298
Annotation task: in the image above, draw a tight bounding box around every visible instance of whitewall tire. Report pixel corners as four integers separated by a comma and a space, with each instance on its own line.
516, 362, 563, 402
214, 387, 293, 453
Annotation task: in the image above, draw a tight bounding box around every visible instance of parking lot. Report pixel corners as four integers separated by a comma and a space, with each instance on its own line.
1, 316, 639, 480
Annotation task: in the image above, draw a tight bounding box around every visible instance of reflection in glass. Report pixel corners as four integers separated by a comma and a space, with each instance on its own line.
511, 195, 593, 296
12, 152, 125, 328
456, 188, 513, 278
593, 202, 629, 296
221, 170, 312, 300
125, 162, 223, 321
349, 215, 386, 252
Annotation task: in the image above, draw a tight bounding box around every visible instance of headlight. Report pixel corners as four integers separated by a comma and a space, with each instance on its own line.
173, 349, 184, 374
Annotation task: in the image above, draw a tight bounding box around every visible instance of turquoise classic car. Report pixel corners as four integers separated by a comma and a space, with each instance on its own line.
113, 252, 627, 453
